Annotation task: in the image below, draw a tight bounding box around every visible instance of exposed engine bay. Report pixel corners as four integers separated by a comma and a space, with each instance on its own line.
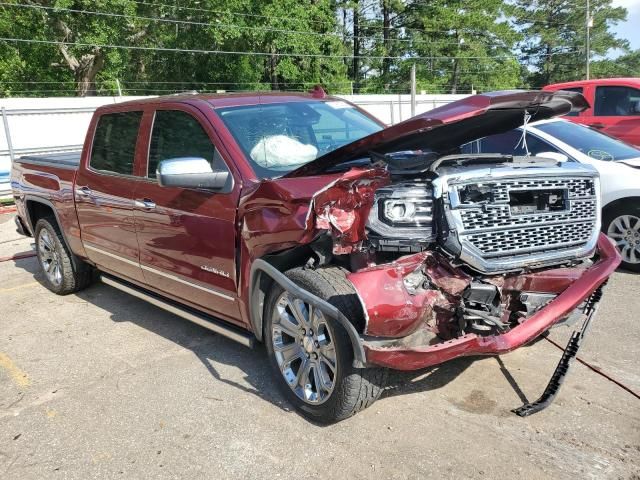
308, 151, 601, 345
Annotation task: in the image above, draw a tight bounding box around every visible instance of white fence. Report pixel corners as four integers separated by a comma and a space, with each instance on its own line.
0, 93, 467, 195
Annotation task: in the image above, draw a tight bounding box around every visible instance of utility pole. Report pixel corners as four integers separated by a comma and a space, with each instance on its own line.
586, 0, 593, 80
410, 63, 416, 117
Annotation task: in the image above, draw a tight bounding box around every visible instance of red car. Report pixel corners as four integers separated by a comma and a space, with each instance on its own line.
544, 78, 640, 146
11, 90, 620, 423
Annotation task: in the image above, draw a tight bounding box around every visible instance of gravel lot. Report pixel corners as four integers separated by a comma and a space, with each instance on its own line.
0, 212, 638, 480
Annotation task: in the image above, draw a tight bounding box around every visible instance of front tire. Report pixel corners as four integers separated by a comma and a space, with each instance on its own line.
603, 204, 640, 272
264, 267, 386, 423
35, 217, 93, 295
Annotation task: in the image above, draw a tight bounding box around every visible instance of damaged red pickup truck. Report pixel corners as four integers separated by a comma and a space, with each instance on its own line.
11, 90, 620, 423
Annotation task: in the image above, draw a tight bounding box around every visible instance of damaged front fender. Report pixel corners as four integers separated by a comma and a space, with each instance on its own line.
308, 167, 389, 254
347, 251, 471, 338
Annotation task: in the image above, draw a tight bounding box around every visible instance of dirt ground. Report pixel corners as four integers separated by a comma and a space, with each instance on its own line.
0, 212, 638, 480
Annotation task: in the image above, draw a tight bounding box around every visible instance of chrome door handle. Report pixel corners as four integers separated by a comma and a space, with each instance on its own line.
75, 186, 92, 197
135, 198, 156, 209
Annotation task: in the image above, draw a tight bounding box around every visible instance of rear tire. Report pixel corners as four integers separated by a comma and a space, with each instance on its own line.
34, 217, 93, 295
603, 203, 640, 272
264, 267, 386, 423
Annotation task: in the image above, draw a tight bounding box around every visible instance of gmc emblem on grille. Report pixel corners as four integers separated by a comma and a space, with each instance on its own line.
509, 189, 568, 215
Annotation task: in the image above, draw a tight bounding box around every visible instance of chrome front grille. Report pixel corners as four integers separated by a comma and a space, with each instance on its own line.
435, 164, 601, 273
459, 198, 597, 230
488, 178, 595, 202
466, 221, 595, 256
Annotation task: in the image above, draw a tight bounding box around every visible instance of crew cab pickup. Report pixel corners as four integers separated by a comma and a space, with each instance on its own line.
544, 78, 640, 146
11, 90, 621, 423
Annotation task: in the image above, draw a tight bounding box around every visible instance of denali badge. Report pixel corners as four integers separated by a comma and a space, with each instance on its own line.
200, 265, 230, 278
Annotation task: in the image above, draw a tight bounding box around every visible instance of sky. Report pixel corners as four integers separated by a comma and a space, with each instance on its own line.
612, 0, 640, 51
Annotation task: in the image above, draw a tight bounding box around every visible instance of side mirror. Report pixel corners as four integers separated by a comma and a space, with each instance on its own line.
536, 151, 569, 163
157, 157, 230, 190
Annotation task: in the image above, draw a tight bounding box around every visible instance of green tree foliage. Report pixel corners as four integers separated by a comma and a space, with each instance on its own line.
0, 0, 634, 96
591, 49, 640, 78
511, 0, 628, 86
402, 0, 522, 93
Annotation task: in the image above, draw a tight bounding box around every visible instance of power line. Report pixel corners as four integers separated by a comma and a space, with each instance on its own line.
1, 36, 554, 61
128, 0, 480, 35
1, 2, 468, 45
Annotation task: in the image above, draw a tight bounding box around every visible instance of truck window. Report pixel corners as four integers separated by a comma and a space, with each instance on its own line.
148, 110, 227, 178
90, 111, 142, 175
594, 86, 640, 116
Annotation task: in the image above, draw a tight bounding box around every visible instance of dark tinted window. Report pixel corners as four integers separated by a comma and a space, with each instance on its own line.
90, 111, 142, 175
561, 87, 583, 117
148, 110, 225, 177
594, 86, 640, 116
479, 130, 557, 156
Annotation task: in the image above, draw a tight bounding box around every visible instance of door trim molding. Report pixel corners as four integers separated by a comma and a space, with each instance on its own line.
84, 243, 235, 301
84, 243, 140, 267
140, 263, 234, 301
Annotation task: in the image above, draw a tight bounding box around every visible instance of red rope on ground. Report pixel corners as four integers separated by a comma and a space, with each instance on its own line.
544, 336, 640, 400
0, 205, 17, 214
0, 250, 36, 263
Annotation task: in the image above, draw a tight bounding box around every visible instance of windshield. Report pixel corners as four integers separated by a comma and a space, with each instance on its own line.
536, 121, 640, 161
216, 100, 383, 178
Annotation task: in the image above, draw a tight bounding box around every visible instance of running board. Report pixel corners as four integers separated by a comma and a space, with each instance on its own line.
100, 275, 256, 348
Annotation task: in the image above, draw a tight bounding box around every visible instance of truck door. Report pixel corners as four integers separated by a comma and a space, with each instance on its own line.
75, 109, 146, 283
133, 105, 242, 325
591, 85, 640, 146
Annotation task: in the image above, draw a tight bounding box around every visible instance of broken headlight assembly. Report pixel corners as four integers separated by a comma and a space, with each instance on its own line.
366, 183, 435, 251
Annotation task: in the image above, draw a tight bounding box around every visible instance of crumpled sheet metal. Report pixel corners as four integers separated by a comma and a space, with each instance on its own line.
347, 251, 472, 338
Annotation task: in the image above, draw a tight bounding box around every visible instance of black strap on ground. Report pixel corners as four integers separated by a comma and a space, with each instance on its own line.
512, 286, 604, 417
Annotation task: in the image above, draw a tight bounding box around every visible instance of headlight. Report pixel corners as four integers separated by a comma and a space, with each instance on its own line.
367, 183, 434, 243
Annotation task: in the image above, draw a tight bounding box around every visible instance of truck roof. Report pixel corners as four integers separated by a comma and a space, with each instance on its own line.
97, 90, 341, 112
544, 77, 640, 90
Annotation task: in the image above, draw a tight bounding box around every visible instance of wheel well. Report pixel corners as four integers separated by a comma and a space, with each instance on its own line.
603, 197, 640, 217
251, 244, 314, 342
26, 200, 56, 229
24, 199, 79, 270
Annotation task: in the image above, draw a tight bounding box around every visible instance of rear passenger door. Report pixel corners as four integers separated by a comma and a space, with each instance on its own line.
75, 110, 146, 283
134, 105, 242, 325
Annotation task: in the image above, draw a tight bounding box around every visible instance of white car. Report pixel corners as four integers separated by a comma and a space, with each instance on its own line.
463, 118, 640, 271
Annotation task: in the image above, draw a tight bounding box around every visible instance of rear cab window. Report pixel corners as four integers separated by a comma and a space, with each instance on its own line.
90, 111, 143, 175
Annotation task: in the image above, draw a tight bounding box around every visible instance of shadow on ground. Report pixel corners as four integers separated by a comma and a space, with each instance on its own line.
12, 255, 531, 423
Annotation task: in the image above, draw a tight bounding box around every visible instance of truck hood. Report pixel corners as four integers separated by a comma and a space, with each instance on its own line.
285, 90, 588, 178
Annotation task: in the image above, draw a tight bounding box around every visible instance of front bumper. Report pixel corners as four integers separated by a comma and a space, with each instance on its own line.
363, 233, 621, 371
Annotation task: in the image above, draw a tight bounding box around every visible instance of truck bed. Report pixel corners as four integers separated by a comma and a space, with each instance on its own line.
17, 151, 81, 169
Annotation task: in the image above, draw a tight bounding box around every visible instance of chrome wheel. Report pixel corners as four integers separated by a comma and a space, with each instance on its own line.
38, 229, 62, 286
271, 292, 337, 405
607, 214, 640, 265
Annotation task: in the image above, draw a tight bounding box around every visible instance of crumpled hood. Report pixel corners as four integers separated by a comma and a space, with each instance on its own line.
285, 90, 589, 178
